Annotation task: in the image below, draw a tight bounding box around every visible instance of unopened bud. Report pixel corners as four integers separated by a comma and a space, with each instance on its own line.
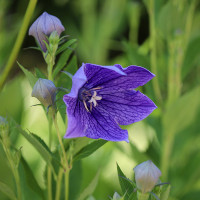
29, 12, 65, 52
134, 160, 161, 193
32, 78, 57, 107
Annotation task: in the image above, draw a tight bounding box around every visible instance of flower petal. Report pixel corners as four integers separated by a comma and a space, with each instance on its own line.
99, 65, 155, 92
63, 94, 129, 142
67, 65, 87, 98
98, 90, 157, 125
63, 96, 85, 138
85, 107, 129, 142
83, 63, 126, 89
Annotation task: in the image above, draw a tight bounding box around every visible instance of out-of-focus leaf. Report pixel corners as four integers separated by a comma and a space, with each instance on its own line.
69, 160, 82, 200
56, 38, 77, 55
163, 86, 200, 135
20, 157, 44, 200
17, 62, 37, 88
35, 68, 47, 79
0, 181, 17, 200
117, 164, 134, 200
123, 41, 150, 67
73, 140, 107, 162
181, 191, 200, 200
160, 184, 171, 200
78, 170, 100, 200
145, 141, 160, 166
182, 36, 200, 79
158, 1, 186, 40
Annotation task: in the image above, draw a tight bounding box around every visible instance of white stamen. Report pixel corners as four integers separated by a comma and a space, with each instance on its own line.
88, 91, 102, 108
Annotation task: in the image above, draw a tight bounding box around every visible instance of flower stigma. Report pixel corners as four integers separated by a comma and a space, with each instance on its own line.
78, 87, 102, 112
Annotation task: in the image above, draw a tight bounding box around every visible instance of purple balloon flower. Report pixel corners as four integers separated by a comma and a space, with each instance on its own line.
29, 12, 65, 52
63, 63, 157, 142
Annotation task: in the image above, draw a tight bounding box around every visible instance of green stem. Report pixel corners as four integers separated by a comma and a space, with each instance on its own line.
1, 140, 22, 200
65, 169, 69, 200
53, 114, 69, 200
55, 168, 64, 200
0, 0, 37, 90
149, 0, 162, 104
161, 132, 174, 180
53, 114, 67, 167
47, 115, 53, 200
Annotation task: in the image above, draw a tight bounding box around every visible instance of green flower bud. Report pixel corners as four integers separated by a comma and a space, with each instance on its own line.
134, 160, 161, 193
32, 78, 57, 107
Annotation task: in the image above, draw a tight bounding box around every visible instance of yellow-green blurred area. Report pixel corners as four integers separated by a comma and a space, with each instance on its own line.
0, 0, 200, 200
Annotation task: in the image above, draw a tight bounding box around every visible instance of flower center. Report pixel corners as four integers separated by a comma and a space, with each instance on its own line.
78, 87, 102, 112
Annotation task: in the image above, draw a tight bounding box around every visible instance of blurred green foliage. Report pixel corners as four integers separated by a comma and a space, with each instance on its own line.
0, 0, 200, 200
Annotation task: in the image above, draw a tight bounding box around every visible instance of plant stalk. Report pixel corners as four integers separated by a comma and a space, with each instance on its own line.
0, 0, 37, 90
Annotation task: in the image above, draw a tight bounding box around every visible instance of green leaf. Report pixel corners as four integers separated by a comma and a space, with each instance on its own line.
117, 164, 134, 200
20, 157, 44, 200
69, 160, 82, 200
53, 49, 73, 78
160, 184, 171, 200
0, 181, 17, 200
35, 68, 47, 79
17, 126, 59, 178
17, 62, 37, 88
73, 139, 107, 162
163, 86, 200, 135
56, 38, 77, 55
182, 36, 200, 79
78, 170, 100, 200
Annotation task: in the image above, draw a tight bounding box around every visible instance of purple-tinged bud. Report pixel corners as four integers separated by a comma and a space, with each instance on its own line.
134, 160, 161, 193
32, 78, 57, 107
29, 12, 65, 52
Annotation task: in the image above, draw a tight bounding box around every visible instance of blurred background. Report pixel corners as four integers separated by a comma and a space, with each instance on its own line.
0, 0, 200, 199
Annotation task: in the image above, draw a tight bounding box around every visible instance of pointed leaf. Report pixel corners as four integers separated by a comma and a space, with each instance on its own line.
73, 140, 107, 162
53, 49, 73, 78
20, 157, 44, 200
17, 62, 37, 88
56, 38, 77, 55
117, 164, 134, 200
17, 126, 60, 177
160, 185, 171, 200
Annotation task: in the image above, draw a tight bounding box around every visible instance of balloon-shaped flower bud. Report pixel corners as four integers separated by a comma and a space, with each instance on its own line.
134, 160, 161, 193
29, 12, 65, 52
32, 78, 57, 107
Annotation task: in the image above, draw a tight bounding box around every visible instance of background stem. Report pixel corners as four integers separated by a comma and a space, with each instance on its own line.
0, 0, 37, 90
149, 0, 162, 104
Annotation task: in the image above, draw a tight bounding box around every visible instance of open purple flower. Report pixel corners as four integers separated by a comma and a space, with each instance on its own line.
29, 12, 65, 52
63, 63, 157, 142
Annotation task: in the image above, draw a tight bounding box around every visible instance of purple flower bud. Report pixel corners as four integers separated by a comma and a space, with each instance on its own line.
32, 78, 57, 107
134, 160, 161, 193
29, 12, 65, 52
